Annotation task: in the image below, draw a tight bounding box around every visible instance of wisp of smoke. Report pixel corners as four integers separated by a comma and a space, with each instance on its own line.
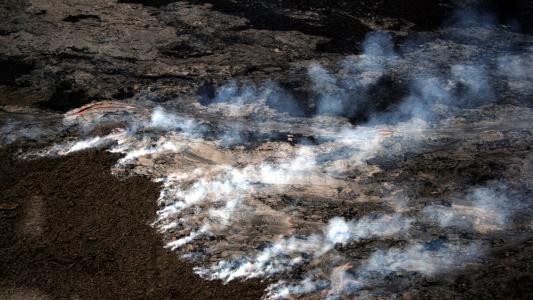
424, 183, 520, 233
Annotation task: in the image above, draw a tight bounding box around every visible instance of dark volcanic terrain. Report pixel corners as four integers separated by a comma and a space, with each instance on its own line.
1, 0, 533, 299
0, 148, 265, 299
1, 0, 530, 115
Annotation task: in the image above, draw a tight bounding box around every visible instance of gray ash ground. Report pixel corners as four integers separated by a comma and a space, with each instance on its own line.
1, 0, 533, 299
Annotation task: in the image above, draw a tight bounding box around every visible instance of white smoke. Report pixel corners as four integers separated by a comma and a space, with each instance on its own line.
360, 242, 480, 277
266, 277, 329, 300
308, 32, 398, 118
423, 184, 519, 233
196, 213, 412, 283
149, 106, 199, 135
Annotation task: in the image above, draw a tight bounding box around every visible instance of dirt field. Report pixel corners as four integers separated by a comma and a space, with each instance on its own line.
0, 148, 266, 299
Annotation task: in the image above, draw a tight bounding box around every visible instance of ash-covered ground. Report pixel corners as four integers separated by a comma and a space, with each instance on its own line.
1, 0, 533, 299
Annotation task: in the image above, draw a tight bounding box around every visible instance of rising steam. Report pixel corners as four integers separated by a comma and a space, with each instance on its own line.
2, 7, 533, 300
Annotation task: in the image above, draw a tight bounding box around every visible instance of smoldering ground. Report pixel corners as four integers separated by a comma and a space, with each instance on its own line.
2, 7, 533, 300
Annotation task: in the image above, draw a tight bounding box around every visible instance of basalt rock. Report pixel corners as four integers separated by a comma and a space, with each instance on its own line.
0, 0, 505, 114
